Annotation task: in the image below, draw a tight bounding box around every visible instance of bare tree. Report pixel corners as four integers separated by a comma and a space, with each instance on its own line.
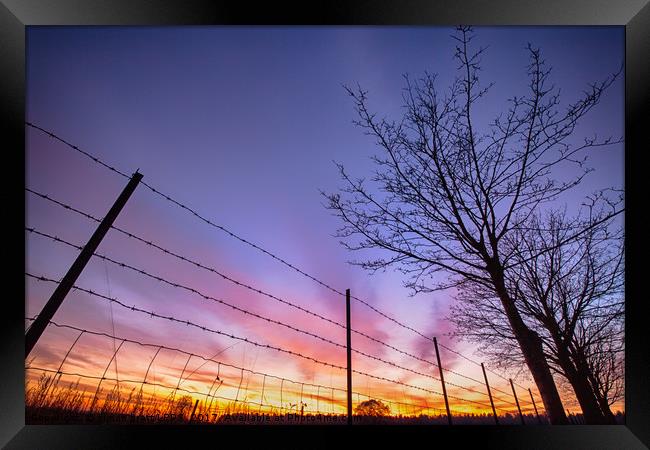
449, 195, 624, 424
578, 321, 624, 418
324, 26, 621, 424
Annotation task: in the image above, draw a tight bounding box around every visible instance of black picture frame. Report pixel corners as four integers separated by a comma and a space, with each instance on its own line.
2, 1, 648, 448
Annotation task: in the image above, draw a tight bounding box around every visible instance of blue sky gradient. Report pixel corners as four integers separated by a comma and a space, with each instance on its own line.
25, 26, 624, 413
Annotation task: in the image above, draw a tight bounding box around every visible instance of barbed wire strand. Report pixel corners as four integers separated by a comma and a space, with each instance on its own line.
24, 317, 500, 410
27, 366, 472, 418
26, 366, 303, 416
25, 326, 448, 416
24, 311, 488, 416
26, 270, 498, 407
26, 238, 485, 400
26, 187, 490, 385
25, 123, 548, 395
28, 187, 523, 400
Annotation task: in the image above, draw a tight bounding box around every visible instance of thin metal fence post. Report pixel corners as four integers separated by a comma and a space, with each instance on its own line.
481, 363, 499, 425
510, 379, 525, 425
346, 288, 352, 425
433, 337, 452, 425
529, 388, 542, 424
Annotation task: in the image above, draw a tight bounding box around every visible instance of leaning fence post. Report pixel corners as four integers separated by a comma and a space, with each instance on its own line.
529, 388, 542, 424
509, 379, 525, 425
25, 171, 143, 358
481, 363, 499, 425
433, 337, 452, 425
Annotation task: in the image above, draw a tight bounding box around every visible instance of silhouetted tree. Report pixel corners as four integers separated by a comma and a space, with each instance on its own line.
325, 26, 621, 425
449, 194, 624, 423
580, 321, 624, 418
354, 399, 391, 416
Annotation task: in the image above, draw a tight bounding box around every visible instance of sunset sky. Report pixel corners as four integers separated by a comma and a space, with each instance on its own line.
25, 26, 624, 417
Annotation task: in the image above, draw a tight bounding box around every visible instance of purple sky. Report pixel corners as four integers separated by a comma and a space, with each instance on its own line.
25, 26, 624, 413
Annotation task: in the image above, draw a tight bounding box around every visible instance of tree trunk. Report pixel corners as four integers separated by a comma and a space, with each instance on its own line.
571, 347, 617, 424
594, 392, 617, 424
554, 345, 611, 424
491, 268, 569, 424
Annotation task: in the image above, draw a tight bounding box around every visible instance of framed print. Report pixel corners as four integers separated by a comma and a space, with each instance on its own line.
1, 1, 648, 448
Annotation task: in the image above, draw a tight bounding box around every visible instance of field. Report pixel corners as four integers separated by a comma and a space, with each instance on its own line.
27, 369, 624, 426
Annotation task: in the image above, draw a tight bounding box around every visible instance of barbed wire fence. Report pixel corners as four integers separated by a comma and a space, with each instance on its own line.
24, 122, 548, 424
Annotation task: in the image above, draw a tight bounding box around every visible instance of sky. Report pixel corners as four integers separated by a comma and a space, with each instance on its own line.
25, 26, 624, 416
